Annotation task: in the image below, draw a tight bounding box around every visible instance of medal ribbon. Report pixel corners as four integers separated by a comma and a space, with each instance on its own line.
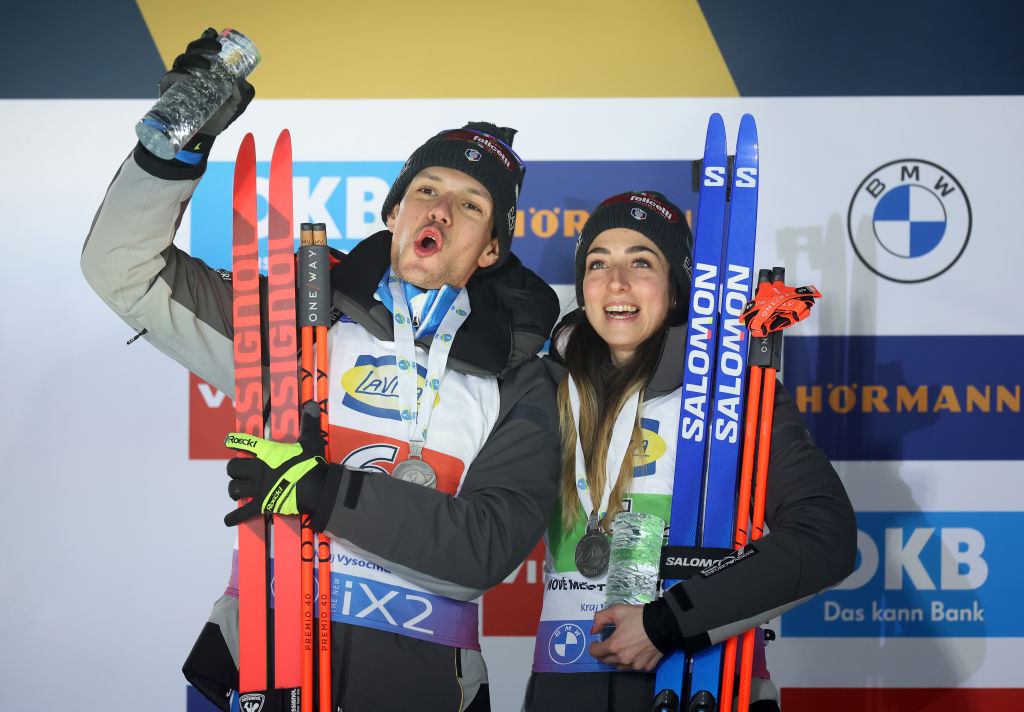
567, 375, 641, 525
387, 272, 471, 459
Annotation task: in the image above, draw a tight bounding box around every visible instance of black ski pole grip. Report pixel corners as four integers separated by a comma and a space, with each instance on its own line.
687, 689, 717, 712
652, 689, 680, 712
772, 265, 786, 284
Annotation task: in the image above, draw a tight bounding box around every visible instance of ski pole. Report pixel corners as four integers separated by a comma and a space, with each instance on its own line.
299, 222, 332, 712
736, 267, 786, 711
299, 222, 316, 712
312, 222, 333, 712
718, 268, 775, 712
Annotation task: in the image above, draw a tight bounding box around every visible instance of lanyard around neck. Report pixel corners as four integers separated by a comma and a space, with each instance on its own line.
387, 273, 471, 458
567, 375, 641, 523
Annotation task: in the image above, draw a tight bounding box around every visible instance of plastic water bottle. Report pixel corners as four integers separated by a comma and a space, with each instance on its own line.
135, 29, 260, 160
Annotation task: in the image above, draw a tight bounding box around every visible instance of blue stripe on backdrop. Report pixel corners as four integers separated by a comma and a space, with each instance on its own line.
4, 1, 1023, 98
783, 511, 1023, 638
698, 0, 1024, 96
187, 159, 697, 286
783, 335, 1024, 461
0, 0, 164, 98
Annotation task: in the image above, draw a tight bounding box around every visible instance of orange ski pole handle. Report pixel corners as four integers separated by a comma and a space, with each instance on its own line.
311, 222, 333, 712
740, 279, 821, 338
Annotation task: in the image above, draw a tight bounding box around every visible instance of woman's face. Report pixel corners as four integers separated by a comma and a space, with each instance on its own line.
582, 228, 672, 366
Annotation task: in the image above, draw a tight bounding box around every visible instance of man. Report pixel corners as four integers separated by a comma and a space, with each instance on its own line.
82, 29, 560, 712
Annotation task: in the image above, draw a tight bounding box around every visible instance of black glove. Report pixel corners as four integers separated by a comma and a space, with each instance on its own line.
158, 27, 255, 138
223, 401, 327, 526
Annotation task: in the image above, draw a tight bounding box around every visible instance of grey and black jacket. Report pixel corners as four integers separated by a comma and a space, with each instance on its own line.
545, 317, 857, 656
82, 144, 562, 712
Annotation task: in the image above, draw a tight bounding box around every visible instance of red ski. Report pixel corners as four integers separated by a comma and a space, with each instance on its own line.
267, 129, 303, 703
232, 132, 268, 697
233, 129, 304, 710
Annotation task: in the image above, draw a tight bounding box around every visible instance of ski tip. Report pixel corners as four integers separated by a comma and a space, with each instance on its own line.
703, 113, 728, 156
236, 132, 256, 160
739, 113, 758, 136
274, 128, 292, 148
706, 113, 726, 138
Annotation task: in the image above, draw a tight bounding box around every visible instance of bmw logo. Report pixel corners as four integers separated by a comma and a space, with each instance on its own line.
547, 623, 587, 664
848, 159, 971, 283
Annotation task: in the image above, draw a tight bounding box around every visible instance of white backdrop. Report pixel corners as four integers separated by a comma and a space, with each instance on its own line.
2, 96, 1021, 711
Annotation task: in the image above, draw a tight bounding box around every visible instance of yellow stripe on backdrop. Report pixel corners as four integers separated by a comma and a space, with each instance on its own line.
136, 0, 738, 97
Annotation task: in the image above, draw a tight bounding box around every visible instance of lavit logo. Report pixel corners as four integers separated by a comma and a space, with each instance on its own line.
848, 159, 971, 282
634, 417, 665, 477
340, 354, 440, 421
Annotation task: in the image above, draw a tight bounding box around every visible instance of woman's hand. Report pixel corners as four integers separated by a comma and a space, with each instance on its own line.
587, 603, 664, 672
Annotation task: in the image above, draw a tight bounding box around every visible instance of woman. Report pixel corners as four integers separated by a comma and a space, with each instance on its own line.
524, 191, 857, 711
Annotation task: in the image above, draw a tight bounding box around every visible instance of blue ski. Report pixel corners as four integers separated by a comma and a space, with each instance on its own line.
653, 112, 729, 711
654, 114, 760, 712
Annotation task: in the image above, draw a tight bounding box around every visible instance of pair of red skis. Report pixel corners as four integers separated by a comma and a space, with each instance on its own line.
232, 129, 333, 712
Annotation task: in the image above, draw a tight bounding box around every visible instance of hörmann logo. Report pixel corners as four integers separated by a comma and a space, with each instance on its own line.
783, 335, 1022, 461
795, 382, 1020, 415
848, 159, 971, 282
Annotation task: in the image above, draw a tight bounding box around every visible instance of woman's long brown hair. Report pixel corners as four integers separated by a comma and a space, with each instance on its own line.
557, 316, 667, 533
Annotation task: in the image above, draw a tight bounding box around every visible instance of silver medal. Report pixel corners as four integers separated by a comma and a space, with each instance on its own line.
575, 514, 611, 579
392, 457, 437, 488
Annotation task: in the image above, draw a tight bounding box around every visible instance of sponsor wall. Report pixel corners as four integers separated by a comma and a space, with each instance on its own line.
2, 95, 1022, 711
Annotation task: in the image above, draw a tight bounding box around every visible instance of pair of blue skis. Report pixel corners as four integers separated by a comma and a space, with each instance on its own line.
653, 113, 759, 712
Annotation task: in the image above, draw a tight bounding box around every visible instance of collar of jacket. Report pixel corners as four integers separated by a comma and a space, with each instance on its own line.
545, 313, 687, 402
329, 230, 559, 378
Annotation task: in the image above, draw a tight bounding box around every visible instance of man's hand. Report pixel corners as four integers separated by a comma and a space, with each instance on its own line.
158, 27, 255, 137
223, 401, 326, 526
588, 603, 664, 672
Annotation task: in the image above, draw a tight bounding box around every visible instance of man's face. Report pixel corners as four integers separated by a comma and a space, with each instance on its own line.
386, 166, 499, 290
